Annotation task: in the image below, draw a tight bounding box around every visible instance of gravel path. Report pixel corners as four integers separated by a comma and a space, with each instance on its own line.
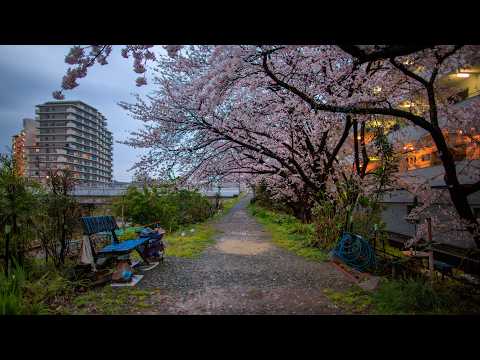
136, 194, 353, 314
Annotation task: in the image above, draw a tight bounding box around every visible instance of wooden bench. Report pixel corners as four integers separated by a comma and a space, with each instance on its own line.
80, 216, 151, 265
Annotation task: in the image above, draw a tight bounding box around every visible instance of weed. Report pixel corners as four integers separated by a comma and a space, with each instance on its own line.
164, 224, 216, 258
70, 287, 155, 314
323, 287, 373, 313
248, 204, 328, 262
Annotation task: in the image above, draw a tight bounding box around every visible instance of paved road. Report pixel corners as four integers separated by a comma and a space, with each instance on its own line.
138, 194, 353, 314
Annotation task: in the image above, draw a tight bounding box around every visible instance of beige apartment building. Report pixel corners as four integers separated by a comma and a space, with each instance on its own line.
23, 101, 113, 184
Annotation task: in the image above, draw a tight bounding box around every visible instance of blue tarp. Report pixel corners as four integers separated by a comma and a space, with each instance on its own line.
98, 238, 149, 253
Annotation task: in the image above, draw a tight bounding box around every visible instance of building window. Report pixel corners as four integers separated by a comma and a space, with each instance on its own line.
420, 154, 431, 162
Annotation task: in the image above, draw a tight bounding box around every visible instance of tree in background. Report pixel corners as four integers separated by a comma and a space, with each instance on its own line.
113, 185, 213, 232
0, 154, 39, 275
35, 169, 81, 268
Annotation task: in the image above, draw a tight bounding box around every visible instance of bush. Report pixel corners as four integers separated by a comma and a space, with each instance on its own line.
0, 264, 26, 314
312, 191, 388, 251
0, 260, 85, 315
0, 154, 40, 269
312, 197, 345, 250
113, 185, 213, 232
372, 278, 461, 314
34, 169, 81, 268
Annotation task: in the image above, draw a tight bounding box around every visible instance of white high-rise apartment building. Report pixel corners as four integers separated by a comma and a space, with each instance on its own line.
26, 101, 113, 184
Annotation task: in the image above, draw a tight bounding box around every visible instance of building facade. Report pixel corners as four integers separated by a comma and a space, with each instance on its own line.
365, 65, 480, 248
11, 118, 37, 176
26, 101, 113, 184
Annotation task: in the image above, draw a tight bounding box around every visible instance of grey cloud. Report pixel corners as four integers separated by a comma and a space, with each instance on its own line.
0, 45, 151, 181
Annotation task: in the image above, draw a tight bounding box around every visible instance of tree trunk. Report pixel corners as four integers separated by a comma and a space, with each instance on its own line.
430, 127, 480, 247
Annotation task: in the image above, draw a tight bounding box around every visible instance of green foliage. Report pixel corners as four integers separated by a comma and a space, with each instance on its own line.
164, 223, 217, 258
70, 287, 156, 315
0, 261, 81, 314
370, 126, 399, 198
0, 263, 27, 314
325, 278, 480, 315
113, 185, 213, 232
312, 195, 344, 250
370, 278, 480, 314
324, 287, 373, 313
312, 184, 388, 251
0, 153, 41, 267
35, 169, 81, 268
249, 204, 328, 262
117, 228, 139, 241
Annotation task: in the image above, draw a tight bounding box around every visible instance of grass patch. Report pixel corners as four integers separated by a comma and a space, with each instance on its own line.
161, 194, 246, 258
69, 287, 157, 315
324, 278, 480, 315
324, 286, 373, 314
248, 203, 328, 262
164, 223, 217, 258
0, 260, 91, 315
113, 194, 244, 259
371, 278, 480, 314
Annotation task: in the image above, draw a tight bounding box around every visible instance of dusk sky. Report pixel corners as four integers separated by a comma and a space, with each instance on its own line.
0, 45, 163, 182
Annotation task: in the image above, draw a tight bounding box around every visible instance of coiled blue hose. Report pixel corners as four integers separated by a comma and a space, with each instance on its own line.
333, 232, 376, 272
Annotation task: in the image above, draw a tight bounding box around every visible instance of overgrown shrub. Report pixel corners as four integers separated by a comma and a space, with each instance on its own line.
35, 169, 81, 268
0, 263, 26, 314
312, 196, 345, 250
113, 185, 213, 232
0, 261, 84, 315
0, 154, 40, 271
312, 189, 388, 251
372, 278, 469, 314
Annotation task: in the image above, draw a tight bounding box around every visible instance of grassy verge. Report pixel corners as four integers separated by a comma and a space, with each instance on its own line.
67, 287, 157, 315
164, 193, 245, 257
323, 286, 373, 314
0, 260, 92, 315
248, 203, 328, 262
324, 277, 480, 315
164, 223, 216, 258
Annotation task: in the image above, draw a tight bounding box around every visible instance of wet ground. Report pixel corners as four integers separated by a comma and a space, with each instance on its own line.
136, 194, 354, 314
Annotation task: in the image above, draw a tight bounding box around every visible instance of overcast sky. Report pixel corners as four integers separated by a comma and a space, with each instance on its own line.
0, 45, 161, 182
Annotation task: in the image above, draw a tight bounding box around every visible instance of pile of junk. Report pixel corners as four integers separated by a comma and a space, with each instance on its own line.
73, 220, 168, 287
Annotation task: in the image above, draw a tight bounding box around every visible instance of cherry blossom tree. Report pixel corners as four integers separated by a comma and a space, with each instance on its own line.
116, 46, 359, 219
55, 44, 480, 246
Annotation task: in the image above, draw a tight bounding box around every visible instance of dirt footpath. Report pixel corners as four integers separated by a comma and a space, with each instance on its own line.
137, 195, 353, 314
